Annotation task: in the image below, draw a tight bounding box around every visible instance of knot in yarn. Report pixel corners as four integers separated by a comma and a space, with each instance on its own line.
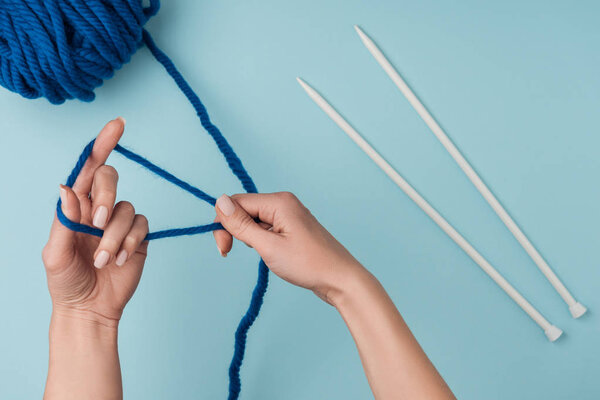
0, 0, 160, 104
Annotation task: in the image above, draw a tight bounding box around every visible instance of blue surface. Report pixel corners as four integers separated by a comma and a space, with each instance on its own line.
0, 0, 599, 398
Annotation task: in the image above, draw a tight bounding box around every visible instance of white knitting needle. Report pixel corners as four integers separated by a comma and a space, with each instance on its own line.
297, 77, 562, 341
354, 25, 587, 319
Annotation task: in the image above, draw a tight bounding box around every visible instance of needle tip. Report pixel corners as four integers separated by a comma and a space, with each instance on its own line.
354, 24, 368, 40
296, 77, 309, 90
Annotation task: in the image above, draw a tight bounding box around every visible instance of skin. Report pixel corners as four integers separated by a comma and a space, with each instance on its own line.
43, 119, 455, 400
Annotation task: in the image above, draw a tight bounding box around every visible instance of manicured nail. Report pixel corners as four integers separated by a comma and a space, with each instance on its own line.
117, 116, 126, 125
93, 206, 108, 228
59, 185, 68, 207
115, 250, 128, 267
217, 244, 227, 258
216, 194, 235, 216
94, 250, 110, 269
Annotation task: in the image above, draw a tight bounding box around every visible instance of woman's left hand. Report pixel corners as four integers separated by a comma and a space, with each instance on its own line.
42, 118, 149, 325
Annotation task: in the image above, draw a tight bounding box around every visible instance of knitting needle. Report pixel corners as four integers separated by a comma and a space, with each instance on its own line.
354, 25, 587, 319
297, 77, 562, 341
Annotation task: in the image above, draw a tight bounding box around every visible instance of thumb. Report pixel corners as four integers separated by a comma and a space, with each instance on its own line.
45, 185, 82, 267
215, 194, 275, 254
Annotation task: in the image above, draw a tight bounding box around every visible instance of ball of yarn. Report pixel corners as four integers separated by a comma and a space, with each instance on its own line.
0, 0, 160, 104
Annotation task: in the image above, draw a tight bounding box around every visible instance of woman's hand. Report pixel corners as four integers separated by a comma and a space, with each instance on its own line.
213, 192, 365, 305
43, 118, 150, 400
214, 192, 455, 400
42, 118, 149, 325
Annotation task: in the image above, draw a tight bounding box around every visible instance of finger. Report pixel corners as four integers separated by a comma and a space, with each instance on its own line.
93, 201, 135, 269
211, 216, 271, 256
72, 118, 125, 197
213, 215, 233, 257
229, 192, 302, 229
115, 214, 149, 267
44, 185, 82, 268
258, 222, 273, 230
240, 222, 272, 249
90, 165, 119, 229
215, 194, 278, 254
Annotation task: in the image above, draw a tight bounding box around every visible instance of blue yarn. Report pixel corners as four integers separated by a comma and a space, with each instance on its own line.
55, 139, 224, 240
141, 31, 269, 398
1, 1, 268, 398
142, 30, 259, 195
0, 0, 160, 103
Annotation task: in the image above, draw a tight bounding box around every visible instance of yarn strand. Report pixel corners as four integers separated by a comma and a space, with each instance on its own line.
141, 32, 269, 400
56, 138, 223, 240
142, 30, 258, 195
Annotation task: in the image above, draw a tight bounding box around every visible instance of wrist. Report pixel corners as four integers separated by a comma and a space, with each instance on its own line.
50, 307, 119, 344
46, 308, 122, 399
326, 262, 378, 310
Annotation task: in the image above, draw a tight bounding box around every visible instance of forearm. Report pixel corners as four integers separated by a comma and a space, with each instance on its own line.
45, 309, 122, 400
332, 266, 455, 400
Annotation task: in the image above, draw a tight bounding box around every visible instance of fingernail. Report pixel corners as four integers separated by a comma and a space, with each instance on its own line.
117, 116, 126, 125
59, 185, 68, 207
217, 244, 227, 258
94, 250, 110, 269
115, 250, 128, 267
216, 195, 235, 216
93, 206, 108, 228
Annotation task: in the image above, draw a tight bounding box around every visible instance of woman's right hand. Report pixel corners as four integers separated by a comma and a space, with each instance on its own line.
213, 192, 367, 305
215, 193, 455, 400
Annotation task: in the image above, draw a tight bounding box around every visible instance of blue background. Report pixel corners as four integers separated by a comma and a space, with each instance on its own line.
0, 0, 598, 398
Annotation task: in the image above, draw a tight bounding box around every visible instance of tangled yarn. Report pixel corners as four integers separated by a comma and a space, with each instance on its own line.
1, 1, 268, 399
